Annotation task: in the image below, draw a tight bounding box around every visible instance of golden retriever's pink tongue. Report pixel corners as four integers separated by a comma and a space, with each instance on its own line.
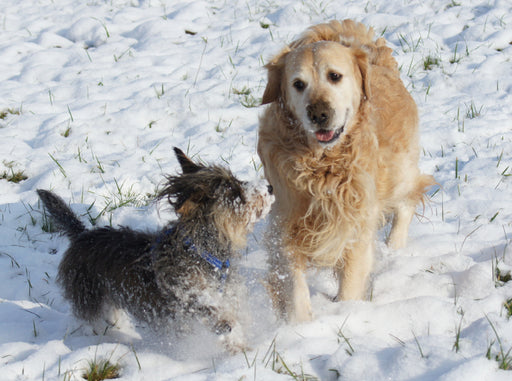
315, 130, 335, 142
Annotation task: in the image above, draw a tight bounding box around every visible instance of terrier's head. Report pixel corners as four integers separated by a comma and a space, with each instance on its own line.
157, 148, 274, 249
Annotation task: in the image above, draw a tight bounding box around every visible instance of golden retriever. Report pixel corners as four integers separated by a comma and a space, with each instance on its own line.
257, 20, 435, 322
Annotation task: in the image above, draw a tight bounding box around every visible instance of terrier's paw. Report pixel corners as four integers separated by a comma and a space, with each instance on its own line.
219, 324, 247, 354
214, 320, 232, 335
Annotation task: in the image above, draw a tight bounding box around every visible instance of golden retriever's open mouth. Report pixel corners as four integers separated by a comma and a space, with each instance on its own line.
313, 109, 348, 144
315, 127, 344, 143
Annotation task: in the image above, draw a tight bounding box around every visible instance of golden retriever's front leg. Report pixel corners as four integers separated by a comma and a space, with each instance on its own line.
290, 261, 313, 322
267, 248, 313, 323
336, 240, 374, 300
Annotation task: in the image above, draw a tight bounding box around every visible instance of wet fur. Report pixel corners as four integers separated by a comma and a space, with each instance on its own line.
258, 20, 435, 322
38, 147, 273, 352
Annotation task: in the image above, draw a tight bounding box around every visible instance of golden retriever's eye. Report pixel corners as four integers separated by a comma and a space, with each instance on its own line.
292, 79, 306, 92
328, 72, 343, 83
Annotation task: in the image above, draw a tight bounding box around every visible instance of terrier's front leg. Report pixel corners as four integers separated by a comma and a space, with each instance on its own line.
218, 321, 247, 354
198, 305, 247, 354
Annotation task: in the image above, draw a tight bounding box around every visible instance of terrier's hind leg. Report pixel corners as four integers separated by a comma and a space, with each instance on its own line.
90, 305, 123, 335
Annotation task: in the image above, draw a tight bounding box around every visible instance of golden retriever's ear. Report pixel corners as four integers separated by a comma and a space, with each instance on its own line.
261, 63, 282, 105
352, 47, 371, 101
261, 47, 291, 105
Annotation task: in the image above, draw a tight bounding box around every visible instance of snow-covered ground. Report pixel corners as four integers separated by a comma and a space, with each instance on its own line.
1, 0, 512, 380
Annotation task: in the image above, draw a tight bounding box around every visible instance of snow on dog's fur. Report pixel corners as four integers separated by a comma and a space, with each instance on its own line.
38, 147, 273, 352
258, 20, 435, 322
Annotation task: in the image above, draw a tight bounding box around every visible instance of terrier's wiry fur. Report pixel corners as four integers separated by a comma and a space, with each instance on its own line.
37, 147, 273, 353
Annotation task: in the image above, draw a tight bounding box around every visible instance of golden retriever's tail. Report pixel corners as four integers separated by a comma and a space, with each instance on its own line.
414, 174, 437, 207
290, 20, 399, 74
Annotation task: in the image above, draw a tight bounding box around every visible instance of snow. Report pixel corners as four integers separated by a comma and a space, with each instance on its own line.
1, 0, 512, 380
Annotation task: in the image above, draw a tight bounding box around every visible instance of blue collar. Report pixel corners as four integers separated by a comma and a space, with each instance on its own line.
182, 236, 230, 272
151, 226, 230, 275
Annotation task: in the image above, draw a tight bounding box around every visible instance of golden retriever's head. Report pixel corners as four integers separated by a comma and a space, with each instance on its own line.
262, 41, 370, 148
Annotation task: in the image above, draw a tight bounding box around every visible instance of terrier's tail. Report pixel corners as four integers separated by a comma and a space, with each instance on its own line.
37, 189, 86, 238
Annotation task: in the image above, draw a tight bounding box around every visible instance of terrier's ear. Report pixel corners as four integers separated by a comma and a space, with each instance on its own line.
173, 147, 202, 174
176, 199, 199, 216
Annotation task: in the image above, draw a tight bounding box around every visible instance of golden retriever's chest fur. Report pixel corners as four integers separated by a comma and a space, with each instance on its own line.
259, 100, 382, 266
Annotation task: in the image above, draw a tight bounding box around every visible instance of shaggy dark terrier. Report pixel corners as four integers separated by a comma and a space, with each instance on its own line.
37, 147, 273, 352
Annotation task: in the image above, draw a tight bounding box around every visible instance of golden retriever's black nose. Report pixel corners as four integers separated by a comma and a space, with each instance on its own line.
267, 185, 273, 194
306, 101, 334, 127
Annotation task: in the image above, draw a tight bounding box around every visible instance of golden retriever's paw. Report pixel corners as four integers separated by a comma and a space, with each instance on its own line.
288, 304, 314, 324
